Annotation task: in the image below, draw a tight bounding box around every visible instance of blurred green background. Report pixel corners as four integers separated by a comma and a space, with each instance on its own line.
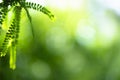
1, 0, 120, 80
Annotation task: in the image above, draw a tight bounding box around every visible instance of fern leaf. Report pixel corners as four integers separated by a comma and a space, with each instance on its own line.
9, 6, 22, 70
0, 19, 16, 57
13, 6, 21, 44
0, 7, 8, 31
25, 2, 54, 20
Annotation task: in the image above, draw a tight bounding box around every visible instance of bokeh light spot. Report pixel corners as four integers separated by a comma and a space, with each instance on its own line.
31, 61, 51, 79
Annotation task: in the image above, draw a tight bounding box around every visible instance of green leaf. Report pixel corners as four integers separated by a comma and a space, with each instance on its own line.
25, 2, 54, 20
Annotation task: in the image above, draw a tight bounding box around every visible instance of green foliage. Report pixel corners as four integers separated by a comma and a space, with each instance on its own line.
0, 7, 8, 30
0, 0, 54, 70
25, 2, 54, 19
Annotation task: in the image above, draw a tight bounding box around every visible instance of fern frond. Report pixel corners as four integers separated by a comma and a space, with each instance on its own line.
0, 19, 16, 57
0, 7, 8, 31
9, 6, 22, 70
25, 2, 54, 20
13, 6, 21, 40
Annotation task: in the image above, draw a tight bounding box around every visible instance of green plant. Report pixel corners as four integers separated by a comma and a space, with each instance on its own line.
0, 0, 54, 70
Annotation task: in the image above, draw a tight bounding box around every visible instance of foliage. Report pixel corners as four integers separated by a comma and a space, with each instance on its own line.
0, 0, 54, 70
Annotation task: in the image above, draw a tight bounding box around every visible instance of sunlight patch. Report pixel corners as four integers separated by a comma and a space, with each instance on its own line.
76, 21, 96, 48
47, 0, 84, 10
